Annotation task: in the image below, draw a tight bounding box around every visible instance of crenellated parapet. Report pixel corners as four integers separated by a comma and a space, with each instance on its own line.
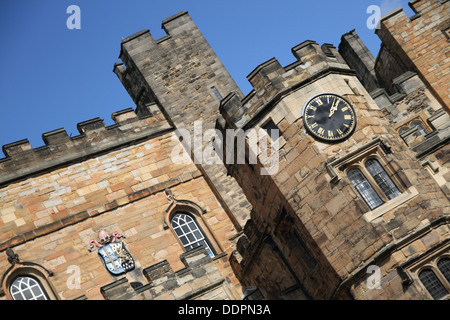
375, 0, 450, 109
220, 40, 354, 130
0, 103, 172, 187
98, 246, 240, 300
112, 11, 253, 230
114, 11, 244, 128
112, 12, 205, 115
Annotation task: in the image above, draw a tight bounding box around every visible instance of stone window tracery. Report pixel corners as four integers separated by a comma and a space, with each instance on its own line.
327, 138, 418, 221
347, 158, 401, 210
417, 255, 450, 300
10, 276, 48, 300
396, 114, 431, 137
398, 242, 450, 300
171, 212, 215, 258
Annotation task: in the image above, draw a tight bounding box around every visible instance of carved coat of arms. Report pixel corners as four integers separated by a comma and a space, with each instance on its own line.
89, 231, 135, 275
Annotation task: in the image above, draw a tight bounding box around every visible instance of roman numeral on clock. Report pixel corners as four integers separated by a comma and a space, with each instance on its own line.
317, 127, 325, 136
303, 93, 356, 142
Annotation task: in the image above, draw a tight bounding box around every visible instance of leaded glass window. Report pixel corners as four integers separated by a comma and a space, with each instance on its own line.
348, 168, 384, 210
437, 258, 450, 283
171, 213, 215, 258
411, 121, 427, 136
365, 159, 401, 201
419, 269, 448, 300
10, 276, 48, 300
398, 127, 408, 135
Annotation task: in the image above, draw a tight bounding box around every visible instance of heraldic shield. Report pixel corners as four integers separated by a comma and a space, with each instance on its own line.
89, 231, 135, 275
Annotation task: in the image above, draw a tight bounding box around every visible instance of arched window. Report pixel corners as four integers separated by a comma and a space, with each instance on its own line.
418, 269, 448, 300
9, 276, 48, 300
171, 213, 215, 258
411, 121, 427, 136
365, 159, 401, 201
347, 168, 384, 210
398, 127, 408, 135
398, 119, 429, 137
437, 258, 450, 283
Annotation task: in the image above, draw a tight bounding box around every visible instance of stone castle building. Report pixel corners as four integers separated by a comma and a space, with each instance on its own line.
0, 0, 448, 300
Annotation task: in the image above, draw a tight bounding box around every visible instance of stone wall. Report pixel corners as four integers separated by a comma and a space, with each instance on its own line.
338, 5, 450, 205
100, 246, 239, 300
0, 3, 448, 301
0, 122, 241, 299
376, 0, 450, 110
0, 105, 171, 188
219, 34, 449, 299
114, 11, 252, 229
338, 30, 380, 94
349, 215, 450, 300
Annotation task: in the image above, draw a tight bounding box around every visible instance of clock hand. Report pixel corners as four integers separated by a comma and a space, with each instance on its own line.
328, 98, 338, 118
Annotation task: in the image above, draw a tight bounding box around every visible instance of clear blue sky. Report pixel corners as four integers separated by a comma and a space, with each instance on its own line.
0, 0, 415, 152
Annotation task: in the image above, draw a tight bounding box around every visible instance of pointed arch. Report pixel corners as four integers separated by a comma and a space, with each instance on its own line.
163, 199, 207, 230
1, 264, 58, 300
163, 199, 223, 257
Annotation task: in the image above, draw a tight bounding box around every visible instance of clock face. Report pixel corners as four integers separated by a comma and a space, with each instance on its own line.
303, 93, 356, 142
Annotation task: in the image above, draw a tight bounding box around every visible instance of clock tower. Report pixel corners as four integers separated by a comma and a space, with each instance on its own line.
218, 39, 449, 299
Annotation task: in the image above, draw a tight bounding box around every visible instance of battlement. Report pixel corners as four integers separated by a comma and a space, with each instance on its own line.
220, 40, 353, 129
375, 0, 449, 109
377, 0, 449, 44
114, 11, 201, 104
118, 11, 191, 48
0, 104, 172, 187
99, 246, 237, 300
139, 246, 236, 300
339, 30, 380, 94
408, 0, 447, 15
377, 0, 447, 28
112, 11, 253, 230
113, 11, 244, 128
